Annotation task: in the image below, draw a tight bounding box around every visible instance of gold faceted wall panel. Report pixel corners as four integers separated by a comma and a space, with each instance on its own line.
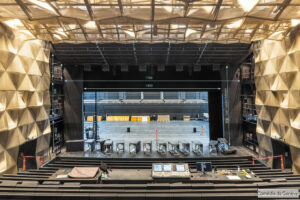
0, 23, 51, 174
254, 33, 300, 174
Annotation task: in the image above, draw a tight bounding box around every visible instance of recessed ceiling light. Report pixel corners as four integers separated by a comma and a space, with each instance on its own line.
238, 0, 259, 12
163, 6, 172, 13
4, 19, 23, 29
202, 6, 213, 13
68, 24, 77, 29
187, 8, 198, 16
226, 19, 243, 29
27, 0, 57, 14
85, 21, 97, 29
171, 24, 178, 29
144, 24, 152, 28
270, 30, 284, 37
20, 30, 34, 38
185, 28, 197, 37
56, 30, 67, 37
291, 19, 300, 27
53, 34, 62, 40
124, 30, 135, 37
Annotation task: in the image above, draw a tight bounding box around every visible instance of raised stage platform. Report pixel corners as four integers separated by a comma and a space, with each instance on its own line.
84, 120, 210, 153
61, 146, 255, 158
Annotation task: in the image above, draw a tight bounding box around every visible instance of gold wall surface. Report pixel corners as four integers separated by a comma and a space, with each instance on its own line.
254, 32, 300, 173
0, 23, 51, 174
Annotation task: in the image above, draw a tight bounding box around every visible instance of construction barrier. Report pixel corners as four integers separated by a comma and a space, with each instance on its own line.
87, 116, 93, 121
252, 155, 284, 170
183, 116, 190, 121
157, 115, 170, 122
23, 156, 44, 171
131, 116, 150, 122
106, 116, 130, 121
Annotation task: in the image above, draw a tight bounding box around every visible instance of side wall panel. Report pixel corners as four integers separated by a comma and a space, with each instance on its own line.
0, 23, 51, 174
64, 65, 83, 140
254, 33, 300, 173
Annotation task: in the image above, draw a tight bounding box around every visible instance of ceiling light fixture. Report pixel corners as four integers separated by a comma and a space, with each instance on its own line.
137, 29, 149, 36
226, 19, 243, 29
68, 24, 77, 29
187, 8, 198, 16
20, 30, 34, 38
4, 19, 23, 29
207, 24, 217, 29
27, 0, 57, 14
270, 30, 284, 37
291, 19, 300, 27
144, 24, 152, 28
185, 28, 197, 37
85, 21, 97, 29
202, 6, 213, 13
56, 30, 67, 37
238, 0, 259, 12
163, 6, 173, 13
53, 34, 62, 40
171, 24, 178, 29
124, 30, 135, 37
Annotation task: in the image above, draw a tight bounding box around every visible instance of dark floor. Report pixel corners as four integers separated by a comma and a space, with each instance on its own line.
1, 148, 298, 200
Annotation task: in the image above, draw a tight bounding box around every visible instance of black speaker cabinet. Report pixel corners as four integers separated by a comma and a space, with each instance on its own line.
66, 140, 84, 152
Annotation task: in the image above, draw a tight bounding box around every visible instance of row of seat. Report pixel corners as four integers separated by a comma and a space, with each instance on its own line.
0, 155, 299, 199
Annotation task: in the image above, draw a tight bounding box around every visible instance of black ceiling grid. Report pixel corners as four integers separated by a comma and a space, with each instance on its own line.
53, 42, 251, 66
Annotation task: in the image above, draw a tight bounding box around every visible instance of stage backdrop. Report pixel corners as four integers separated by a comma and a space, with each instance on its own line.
254, 30, 300, 173
0, 23, 51, 174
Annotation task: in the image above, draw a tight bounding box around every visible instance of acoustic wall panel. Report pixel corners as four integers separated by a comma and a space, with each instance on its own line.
0, 23, 50, 174
254, 32, 300, 174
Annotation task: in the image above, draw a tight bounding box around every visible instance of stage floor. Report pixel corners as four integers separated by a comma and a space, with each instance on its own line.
59, 146, 257, 159
84, 120, 210, 153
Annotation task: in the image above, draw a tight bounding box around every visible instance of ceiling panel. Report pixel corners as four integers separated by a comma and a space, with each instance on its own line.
0, 0, 298, 43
